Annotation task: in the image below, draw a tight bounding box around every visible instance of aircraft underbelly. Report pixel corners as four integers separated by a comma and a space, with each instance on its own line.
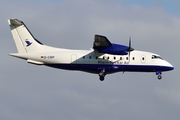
45, 63, 165, 74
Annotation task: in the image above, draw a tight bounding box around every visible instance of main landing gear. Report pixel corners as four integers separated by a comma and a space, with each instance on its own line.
99, 70, 106, 81
156, 71, 162, 80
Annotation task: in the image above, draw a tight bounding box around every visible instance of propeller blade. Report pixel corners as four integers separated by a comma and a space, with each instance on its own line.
128, 36, 131, 58
128, 36, 134, 62
129, 36, 131, 50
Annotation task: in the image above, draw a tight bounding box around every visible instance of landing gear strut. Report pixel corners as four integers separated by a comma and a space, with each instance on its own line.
99, 70, 106, 81
156, 71, 162, 80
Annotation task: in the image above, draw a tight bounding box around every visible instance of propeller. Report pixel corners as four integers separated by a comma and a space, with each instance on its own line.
112, 37, 134, 63
128, 36, 134, 61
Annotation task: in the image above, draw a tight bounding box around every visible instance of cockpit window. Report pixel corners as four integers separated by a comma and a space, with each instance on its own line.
152, 55, 163, 60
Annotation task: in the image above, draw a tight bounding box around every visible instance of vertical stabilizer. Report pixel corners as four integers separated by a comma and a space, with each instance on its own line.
8, 19, 43, 53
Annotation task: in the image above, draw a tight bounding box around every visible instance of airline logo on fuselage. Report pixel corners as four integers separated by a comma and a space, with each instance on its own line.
25, 39, 32, 47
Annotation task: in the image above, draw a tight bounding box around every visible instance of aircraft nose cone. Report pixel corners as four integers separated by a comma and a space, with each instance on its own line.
167, 65, 174, 71
165, 62, 174, 71
169, 65, 174, 71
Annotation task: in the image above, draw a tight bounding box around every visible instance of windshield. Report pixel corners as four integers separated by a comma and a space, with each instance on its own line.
152, 55, 163, 60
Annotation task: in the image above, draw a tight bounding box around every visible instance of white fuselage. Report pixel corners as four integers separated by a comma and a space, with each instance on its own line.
10, 48, 173, 74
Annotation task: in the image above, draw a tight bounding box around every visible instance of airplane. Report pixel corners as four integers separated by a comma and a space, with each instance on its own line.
8, 19, 174, 81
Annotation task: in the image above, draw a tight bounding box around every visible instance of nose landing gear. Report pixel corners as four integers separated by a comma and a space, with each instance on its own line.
157, 74, 162, 80
156, 71, 162, 80
99, 70, 106, 81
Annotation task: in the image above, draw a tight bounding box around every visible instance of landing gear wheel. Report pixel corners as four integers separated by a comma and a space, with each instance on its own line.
156, 71, 162, 80
99, 76, 105, 81
99, 70, 106, 81
157, 75, 162, 80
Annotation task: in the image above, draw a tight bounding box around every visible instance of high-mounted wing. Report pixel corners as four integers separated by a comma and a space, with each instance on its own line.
93, 35, 112, 48
93, 35, 134, 55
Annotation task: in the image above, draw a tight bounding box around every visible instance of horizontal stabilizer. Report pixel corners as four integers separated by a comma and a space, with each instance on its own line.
8, 19, 23, 26
27, 59, 44, 65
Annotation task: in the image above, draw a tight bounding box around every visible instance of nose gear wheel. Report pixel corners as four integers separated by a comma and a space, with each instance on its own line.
99, 70, 106, 81
156, 71, 162, 80
157, 75, 162, 80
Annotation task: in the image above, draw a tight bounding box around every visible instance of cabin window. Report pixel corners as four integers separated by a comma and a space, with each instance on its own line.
142, 57, 145, 60
132, 57, 135, 60
107, 56, 109, 59
89, 56, 91, 59
114, 57, 116, 60
96, 56, 98, 59
103, 56, 105, 59
126, 57, 128, 60
83, 56, 85, 59
120, 57, 122, 60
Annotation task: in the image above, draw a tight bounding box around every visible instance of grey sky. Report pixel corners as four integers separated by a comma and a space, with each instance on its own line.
0, 0, 179, 120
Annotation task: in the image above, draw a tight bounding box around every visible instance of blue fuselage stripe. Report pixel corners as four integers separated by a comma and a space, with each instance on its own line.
45, 63, 173, 74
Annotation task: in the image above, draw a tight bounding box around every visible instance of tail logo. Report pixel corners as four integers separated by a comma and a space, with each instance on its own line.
25, 40, 32, 47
